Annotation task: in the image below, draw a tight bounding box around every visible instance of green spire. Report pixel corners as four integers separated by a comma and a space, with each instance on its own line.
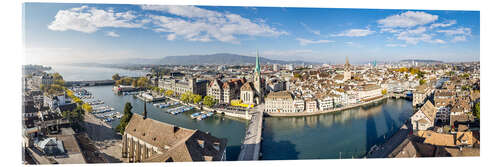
255, 51, 261, 74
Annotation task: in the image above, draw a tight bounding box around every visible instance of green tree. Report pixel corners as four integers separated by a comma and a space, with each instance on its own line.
112, 74, 121, 81
180, 92, 190, 103
203, 96, 215, 107
116, 102, 133, 135
419, 79, 427, 85
165, 90, 174, 97
82, 103, 93, 113
136, 77, 150, 88
193, 94, 202, 104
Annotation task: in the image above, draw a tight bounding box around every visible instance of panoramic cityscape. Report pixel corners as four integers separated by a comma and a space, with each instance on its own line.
22, 3, 479, 164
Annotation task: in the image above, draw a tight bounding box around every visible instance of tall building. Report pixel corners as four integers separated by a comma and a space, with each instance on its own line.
343, 57, 352, 81
240, 52, 265, 105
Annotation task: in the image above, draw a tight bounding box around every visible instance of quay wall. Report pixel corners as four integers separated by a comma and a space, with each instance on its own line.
266, 95, 390, 117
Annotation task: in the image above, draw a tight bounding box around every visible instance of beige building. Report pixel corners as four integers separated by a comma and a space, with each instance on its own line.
358, 84, 382, 101
207, 79, 224, 103
317, 95, 334, 111
413, 85, 432, 107
159, 77, 208, 97
305, 99, 318, 112
264, 91, 295, 113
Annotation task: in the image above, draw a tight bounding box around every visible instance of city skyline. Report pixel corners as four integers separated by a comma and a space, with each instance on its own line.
24, 3, 480, 65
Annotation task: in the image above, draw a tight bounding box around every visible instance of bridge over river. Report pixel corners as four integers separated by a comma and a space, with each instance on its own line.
237, 109, 263, 160
65, 80, 115, 87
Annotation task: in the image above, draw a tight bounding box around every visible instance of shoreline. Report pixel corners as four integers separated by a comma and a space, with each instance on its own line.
265, 95, 404, 117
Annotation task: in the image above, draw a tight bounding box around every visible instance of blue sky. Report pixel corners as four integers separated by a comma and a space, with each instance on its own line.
23, 3, 480, 65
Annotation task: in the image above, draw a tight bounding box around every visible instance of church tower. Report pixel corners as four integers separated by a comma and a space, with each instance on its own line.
254, 51, 263, 103
343, 56, 352, 81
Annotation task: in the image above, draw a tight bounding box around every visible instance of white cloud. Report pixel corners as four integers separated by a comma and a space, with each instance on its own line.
380, 28, 400, 33
48, 6, 144, 33
396, 32, 445, 45
106, 31, 120, 37
143, 5, 287, 43
344, 41, 363, 48
451, 36, 467, 42
437, 27, 472, 36
430, 20, 457, 29
296, 38, 334, 46
437, 27, 472, 42
389, 26, 446, 44
333, 28, 374, 37
141, 5, 222, 19
407, 26, 427, 34
386, 44, 407, 47
377, 11, 438, 28
300, 22, 320, 35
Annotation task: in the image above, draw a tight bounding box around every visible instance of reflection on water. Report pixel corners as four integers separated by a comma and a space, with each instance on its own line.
261, 98, 413, 160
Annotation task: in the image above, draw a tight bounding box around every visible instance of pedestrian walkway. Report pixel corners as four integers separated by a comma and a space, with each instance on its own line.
237, 109, 263, 160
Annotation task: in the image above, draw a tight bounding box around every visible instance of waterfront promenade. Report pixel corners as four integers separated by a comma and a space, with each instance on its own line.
266, 95, 390, 117
238, 109, 263, 160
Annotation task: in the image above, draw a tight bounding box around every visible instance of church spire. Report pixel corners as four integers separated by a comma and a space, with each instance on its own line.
255, 51, 261, 74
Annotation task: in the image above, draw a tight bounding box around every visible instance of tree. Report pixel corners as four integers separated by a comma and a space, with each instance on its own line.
116, 102, 133, 135
112, 74, 121, 81
132, 79, 138, 87
419, 79, 427, 85
82, 103, 93, 113
193, 94, 202, 104
180, 92, 190, 103
165, 90, 174, 97
203, 96, 215, 107
136, 77, 150, 88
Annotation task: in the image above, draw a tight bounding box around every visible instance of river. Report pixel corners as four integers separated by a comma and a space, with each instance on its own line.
52, 65, 413, 160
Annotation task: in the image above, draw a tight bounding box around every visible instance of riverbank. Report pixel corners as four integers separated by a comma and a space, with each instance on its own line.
266, 95, 392, 117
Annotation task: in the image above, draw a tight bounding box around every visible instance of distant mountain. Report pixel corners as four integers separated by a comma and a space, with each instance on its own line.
399, 59, 444, 64
110, 53, 317, 65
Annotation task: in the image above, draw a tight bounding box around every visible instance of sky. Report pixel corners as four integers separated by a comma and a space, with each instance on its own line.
23, 3, 480, 65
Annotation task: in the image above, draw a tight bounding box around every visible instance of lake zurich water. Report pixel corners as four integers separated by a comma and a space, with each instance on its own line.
54, 65, 413, 160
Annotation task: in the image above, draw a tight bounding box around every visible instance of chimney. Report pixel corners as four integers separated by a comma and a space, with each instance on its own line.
143, 101, 147, 119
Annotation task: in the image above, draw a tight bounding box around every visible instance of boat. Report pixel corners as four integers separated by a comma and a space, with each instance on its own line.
190, 112, 201, 119
206, 112, 214, 117
197, 114, 208, 120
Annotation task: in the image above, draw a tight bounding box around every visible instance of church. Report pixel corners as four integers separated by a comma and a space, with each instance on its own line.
240, 52, 266, 105
343, 56, 352, 81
